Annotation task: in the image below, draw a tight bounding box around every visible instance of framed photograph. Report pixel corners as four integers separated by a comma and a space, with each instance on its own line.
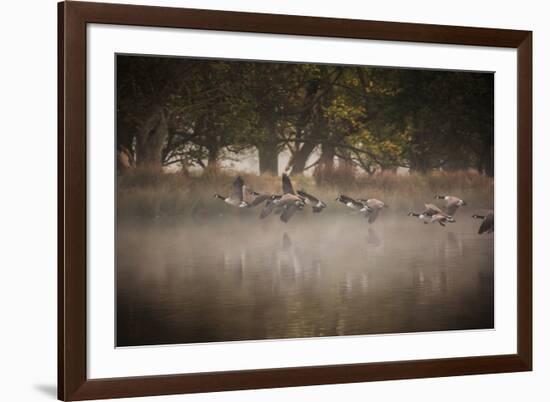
58, 1, 532, 400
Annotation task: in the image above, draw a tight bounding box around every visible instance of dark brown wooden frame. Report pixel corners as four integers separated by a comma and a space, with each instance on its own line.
58, 1, 532, 400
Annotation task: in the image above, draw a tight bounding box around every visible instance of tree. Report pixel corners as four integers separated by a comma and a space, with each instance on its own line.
117, 55, 494, 176
117, 56, 202, 170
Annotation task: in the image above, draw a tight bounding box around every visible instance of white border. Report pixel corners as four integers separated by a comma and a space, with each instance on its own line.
88, 24, 517, 379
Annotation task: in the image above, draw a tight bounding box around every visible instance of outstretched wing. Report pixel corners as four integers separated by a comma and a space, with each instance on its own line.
282, 174, 295, 195
298, 189, 326, 212
339, 195, 363, 209
280, 204, 298, 223
478, 211, 494, 234
249, 194, 271, 207
231, 176, 245, 202
259, 199, 276, 219
297, 189, 319, 204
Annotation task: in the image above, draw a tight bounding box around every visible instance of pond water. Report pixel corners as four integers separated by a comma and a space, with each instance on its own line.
116, 212, 494, 346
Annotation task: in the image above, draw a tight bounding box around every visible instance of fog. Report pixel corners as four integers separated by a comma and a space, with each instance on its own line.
116, 210, 493, 347
181, 148, 410, 176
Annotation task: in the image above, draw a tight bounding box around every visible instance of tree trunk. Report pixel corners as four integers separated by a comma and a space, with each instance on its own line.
319, 143, 335, 169
117, 115, 136, 152
258, 143, 278, 175
206, 143, 220, 168
337, 148, 355, 172
135, 107, 168, 170
409, 161, 430, 174
116, 114, 137, 173
289, 142, 316, 175
314, 143, 336, 185
408, 145, 431, 173
257, 112, 279, 175
477, 140, 494, 177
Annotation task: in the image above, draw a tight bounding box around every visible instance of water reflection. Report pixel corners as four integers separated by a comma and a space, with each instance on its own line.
116, 215, 494, 346
367, 227, 382, 247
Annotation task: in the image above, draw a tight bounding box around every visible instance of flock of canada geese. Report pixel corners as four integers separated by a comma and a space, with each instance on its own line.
214, 174, 494, 234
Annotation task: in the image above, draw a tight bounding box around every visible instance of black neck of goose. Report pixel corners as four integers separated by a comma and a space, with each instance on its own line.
214, 194, 226, 200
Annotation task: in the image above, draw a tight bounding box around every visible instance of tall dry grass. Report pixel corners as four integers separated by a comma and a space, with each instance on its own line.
117, 168, 493, 219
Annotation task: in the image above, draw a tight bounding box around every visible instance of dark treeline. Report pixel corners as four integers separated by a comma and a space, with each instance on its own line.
116, 55, 494, 177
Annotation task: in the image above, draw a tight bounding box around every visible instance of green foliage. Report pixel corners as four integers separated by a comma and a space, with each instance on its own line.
117, 55, 494, 177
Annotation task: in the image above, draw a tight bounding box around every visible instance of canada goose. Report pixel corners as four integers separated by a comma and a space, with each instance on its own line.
408, 203, 444, 219
259, 194, 304, 219
435, 195, 467, 216
357, 198, 387, 223
278, 175, 306, 223
242, 185, 272, 208
280, 199, 302, 223
335, 195, 364, 211
259, 195, 281, 219
297, 189, 327, 213
259, 174, 305, 222
472, 211, 494, 234
426, 213, 456, 227
214, 176, 248, 207
282, 173, 296, 195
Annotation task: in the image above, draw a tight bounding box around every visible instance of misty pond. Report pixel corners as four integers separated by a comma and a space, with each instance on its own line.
116, 212, 493, 347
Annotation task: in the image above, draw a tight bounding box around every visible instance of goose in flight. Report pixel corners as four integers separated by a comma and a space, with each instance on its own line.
259, 174, 305, 222
408, 203, 455, 225
408, 203, 444, 219
214, 176, 248, 207
472, 211, 494, 234
426, 213, 456, 227
297, 189, 327, 213
357, 198, 387, 224
435, 195, 467, 216
259, 195, 281, 219
335, 195, 364, 211
259, 194, 304, 221
242, 185, 272, 208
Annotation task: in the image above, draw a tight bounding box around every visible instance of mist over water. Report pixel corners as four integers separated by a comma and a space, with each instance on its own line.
116, 210, 493, 347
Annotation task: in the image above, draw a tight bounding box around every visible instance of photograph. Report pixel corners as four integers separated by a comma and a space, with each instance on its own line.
0, 0, 540, 400
115, 54, 495, 347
